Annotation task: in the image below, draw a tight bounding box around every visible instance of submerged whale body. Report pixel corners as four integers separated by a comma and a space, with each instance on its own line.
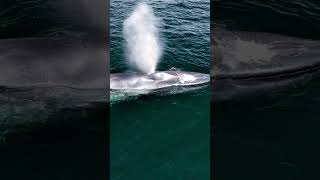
110, 71, 210, 93
0, 36, 108, 122
212, 29, 320, 100
0, 37, 108, 89
0, 36, 108, 142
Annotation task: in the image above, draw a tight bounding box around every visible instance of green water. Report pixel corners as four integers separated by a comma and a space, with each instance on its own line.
110, 0, 210, 179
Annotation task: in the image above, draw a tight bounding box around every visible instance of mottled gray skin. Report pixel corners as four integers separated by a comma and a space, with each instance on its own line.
0, 37, 108, 89
111, 71, 210, 92
0, 36, 108, 140
212, 29, 320, 100
0, 0, 109, 89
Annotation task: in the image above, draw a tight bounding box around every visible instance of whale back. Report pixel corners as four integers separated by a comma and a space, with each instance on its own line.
0, 37, 108, 89
212, 29, 320, 80
110, 71, 210, 91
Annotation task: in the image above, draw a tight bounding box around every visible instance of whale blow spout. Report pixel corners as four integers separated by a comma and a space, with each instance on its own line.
123, 2, 162, 74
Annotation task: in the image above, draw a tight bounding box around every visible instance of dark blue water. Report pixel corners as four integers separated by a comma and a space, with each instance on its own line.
213, 0, 320, 179
111, 0, 210, 179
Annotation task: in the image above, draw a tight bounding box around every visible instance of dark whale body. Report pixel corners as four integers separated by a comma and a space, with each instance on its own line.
212, 29, 320, 100
0, 0, 109, 178
0, 36, 108, 142
0, 37, 108, 89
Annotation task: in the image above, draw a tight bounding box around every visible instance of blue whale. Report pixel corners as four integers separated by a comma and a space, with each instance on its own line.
212, 29, 320, 100
0, 36, 108, 141
110, 71, 210, 95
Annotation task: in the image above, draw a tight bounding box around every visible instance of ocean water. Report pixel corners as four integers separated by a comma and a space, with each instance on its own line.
213, 0, 320, 179
110, 0, 210, 179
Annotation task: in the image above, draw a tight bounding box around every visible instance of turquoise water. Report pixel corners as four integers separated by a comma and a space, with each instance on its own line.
110, 0, 210, 179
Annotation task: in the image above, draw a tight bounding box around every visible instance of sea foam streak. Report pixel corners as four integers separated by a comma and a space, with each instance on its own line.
123, 2, 162, 74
